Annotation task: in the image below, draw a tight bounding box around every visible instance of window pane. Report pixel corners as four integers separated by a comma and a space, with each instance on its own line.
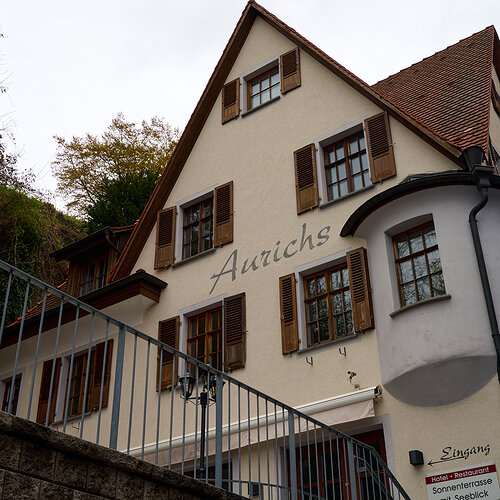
402, 282, 417, 305
309, 324, 319, 345
319, 319, 330, 341
328, 184, 337, 201
424, 227, 437, 248
413, 254, 427, 279
395, 237, 409, 258
270, 84, 280, 99
261, 91, 270, 104
251, 95, 259, 108
191, 240, 198, 256
261, 76, 269, 90
192, 206, 199, 222
251, 82, 259, 95
327, 150, 335, 165
198, 316, 205, 334
342, 267, 349, 287
346, 310, 353, 333
327, 166, 337, 183
399, 260, 414, 283
338, 162, 347, 179
409, 230, 424, 253
344, 290, 352, 311
339, 180, 349, 197
307, 302, 317, 321
431, 273, 446, 296
351, 156, 361, 174
335, 144, 345, 160
427, 249, 442, 273
417, 277, 431, 301
335, 315, 345, 336
333, 293, 343, 313
331, 270, 341, 290
197, 339, 205, 358
363, 170, 371, 186
203, 236, 211, 251
349, 136, 358, 154
306, 278, 316, 298
359, 135, 366, 151
203, 202, 212, 218
211, 311, 220, 330
270, 71, 279, 85
353, 173, 363, 191
318, 297, 328, 319
317, 275, 326, 294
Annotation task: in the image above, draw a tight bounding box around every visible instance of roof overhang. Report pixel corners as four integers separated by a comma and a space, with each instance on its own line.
340, 171, 500, 237
0, 271, 167, 349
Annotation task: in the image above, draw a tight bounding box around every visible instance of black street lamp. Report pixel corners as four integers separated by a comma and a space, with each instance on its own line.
179, 368, 218, 477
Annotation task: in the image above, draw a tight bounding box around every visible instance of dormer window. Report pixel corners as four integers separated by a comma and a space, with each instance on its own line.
79, 258, 107, 296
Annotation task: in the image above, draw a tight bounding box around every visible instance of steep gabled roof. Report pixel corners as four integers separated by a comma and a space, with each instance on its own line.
373, 26, 497, 152
108, 1, 475, 282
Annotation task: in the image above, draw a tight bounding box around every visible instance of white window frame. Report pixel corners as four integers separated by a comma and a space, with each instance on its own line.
240, 54, 282, 115
174, 185, 217, 264
314, 118, 374, 207
293, 250, 361, 353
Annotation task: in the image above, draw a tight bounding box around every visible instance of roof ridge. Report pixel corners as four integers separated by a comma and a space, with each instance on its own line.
374, 26, 495, 87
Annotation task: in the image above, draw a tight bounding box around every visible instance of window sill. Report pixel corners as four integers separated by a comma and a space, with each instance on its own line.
297, 333, 360, 354
241, 95, 281, 117
171, 248, 216, 268
390, 293, 451, 318
319, 184, 374, 210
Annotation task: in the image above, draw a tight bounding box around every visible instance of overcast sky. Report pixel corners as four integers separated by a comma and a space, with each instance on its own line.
1, 0, 499, 210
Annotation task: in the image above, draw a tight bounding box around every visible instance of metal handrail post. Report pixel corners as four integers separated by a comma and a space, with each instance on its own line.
109, 324, 126, 449
288, 410, 298, 500
215, 372, 224, 489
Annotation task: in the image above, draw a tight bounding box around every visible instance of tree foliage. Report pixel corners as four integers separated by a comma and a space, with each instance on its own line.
52, 113, 180, 218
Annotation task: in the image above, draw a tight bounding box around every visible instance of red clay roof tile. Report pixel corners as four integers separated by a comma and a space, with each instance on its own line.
373, 26, 495, 152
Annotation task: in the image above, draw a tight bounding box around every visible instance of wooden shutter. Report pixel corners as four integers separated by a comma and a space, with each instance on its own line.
280, 48, 301, 93
155, 207, 176, 269
222, 78, 240, 124
89, 339, 113, 410
346, 248, 374, 332
365, 112, 396, 182
214, 181, 234, 246
279, 274, 298, 354
294, 144, 319, 214
67, 262, 82, 297
224, 293, 246, 371
157, 317, 180, 391
36, 358, 61, 425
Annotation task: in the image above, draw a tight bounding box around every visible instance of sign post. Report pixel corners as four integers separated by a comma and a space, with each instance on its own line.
426, 463, 500, 500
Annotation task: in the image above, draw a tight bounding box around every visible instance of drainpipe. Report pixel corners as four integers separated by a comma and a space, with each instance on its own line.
463, 146, 500, 382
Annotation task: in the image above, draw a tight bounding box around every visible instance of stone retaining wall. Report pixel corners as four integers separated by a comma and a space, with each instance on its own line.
0, 411, 246, 500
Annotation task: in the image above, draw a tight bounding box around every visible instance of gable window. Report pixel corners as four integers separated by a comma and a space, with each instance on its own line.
247, 66, 280, 110
293, 111, 396, 214
280, 248, 374, 355
183, 197, 214, 259
393, 222, 445, 307
1, 375, 21, 414
187, 307, 222, 370
304, 263, 353, 346
324, 131, 371, 201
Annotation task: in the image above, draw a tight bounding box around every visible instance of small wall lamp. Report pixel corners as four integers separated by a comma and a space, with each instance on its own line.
409, 450, 424, 466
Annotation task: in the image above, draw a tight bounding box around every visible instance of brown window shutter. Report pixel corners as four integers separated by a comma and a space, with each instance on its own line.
364, 111, 396, 183
155, 207, 176, 269
67, 262, 82, 297
280, 48, 301, 93
89, 339, 113, 410
294, 144, 319, 214
157, 317, 180, 391
346, 248, 374, 332
279, 274, 298, 354
222, 78, 240, 124
36, 358, 61, 425
224, 293, 246, 372
214, 181, 234, 246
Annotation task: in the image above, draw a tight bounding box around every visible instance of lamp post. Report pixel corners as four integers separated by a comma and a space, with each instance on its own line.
179, 368, 218, 477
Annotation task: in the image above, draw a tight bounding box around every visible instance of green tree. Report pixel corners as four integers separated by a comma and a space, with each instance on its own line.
52, 113, 180, 219
85, 170, 160, 233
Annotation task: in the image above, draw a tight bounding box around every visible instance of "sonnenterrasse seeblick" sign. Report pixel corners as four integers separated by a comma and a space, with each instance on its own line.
426, 463, 500, 500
